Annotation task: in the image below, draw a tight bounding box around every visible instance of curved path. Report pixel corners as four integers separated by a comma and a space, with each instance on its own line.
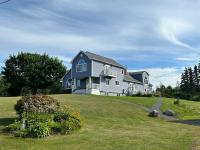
117, 97, 177, 121
150, 97, 177, 121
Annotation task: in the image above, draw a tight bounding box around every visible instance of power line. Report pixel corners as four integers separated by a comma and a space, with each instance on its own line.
0, 0, 11, 5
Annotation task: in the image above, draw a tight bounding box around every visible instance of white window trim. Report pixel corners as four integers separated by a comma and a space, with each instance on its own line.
76, 59, 87, 72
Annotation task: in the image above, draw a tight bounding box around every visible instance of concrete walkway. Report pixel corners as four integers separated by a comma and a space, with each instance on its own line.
150, 97, 177, 121
117, 97, 177, 121
151, 97, 162, 111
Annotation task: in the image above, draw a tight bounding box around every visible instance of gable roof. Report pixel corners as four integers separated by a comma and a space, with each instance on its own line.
129, 71, 149, 76
84, 51, 126, 69
60, 69, 71, 81
71, 51, 125, 69
123, 73, 142, 84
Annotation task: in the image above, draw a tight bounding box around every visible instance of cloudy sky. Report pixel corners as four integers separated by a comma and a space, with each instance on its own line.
0, 0, 200, 88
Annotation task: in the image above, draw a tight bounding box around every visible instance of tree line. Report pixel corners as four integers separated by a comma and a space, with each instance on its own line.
0, 52, 66, 96
180, 65, 200, 94
156, 63, 200, 101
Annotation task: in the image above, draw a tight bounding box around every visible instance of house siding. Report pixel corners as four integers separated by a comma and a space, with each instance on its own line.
71, 52, 92, 78
92, 60, 127, 95
62, 51, 152, 96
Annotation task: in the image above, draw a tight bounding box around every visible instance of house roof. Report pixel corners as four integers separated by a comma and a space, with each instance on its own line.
60, 69, 71, 81
83, 51, 125, 69
129, 71, 149, 76
123, 73, 143, 84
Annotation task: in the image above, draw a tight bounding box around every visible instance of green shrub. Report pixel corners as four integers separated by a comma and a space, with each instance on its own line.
174, 99, 180, 105
27, 122, 50, 138
60, 117, 82, 134
22, 113, 53, 128
53, 111, 68, 122
191, 95, 200, 101
53, 110, 82, 135
4, 120, 21, 132
133, 92, 153, 97
49, 121, 62, 133
5, 99, 82, 138
14, 95, 60, 116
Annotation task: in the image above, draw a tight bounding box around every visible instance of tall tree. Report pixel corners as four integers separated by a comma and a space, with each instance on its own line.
2, 52, 66, 95
193, 65, 199, 91
188, 67, 195, 93
180, 68, 190, 92
0, 75, 10, 96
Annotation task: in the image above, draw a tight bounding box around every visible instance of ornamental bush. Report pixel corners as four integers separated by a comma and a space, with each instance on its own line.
14, 95, 60, 116
5, 95, 82, 138
27, 122, 50, 138
53, 111, 82, 134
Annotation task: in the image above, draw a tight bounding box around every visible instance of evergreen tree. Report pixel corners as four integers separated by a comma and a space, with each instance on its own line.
188, 67, 195, 93
180, 68, 189, 92
193, 65, 199, 91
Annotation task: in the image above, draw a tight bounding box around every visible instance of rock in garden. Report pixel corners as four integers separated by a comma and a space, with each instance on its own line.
163, 109, 176, 116
149, 110, 159, 117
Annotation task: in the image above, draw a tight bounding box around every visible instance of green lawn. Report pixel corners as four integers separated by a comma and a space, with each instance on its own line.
1, 95, 200, 150
124, 96, 200, 120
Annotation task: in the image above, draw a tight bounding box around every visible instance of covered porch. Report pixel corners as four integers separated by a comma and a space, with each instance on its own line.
72, 77, 100, 95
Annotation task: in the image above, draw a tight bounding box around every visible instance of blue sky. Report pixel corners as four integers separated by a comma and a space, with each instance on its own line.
0, 0, 200, 88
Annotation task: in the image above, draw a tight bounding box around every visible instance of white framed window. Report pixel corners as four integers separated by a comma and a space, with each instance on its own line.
76, 59, 87, 72
115, 81, 119, 85
104, 64, 110, 71
105, 79, 110, 85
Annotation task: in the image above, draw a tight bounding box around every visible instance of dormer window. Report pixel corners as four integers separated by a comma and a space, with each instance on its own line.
144, 77, 148, 84
76, 59, 87, 72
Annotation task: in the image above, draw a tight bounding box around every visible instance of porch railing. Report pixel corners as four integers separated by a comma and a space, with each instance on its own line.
86, 83, 100, 90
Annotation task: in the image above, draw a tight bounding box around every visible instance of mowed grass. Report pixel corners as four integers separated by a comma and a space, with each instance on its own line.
0, 95, 200, 150
125, 96, 200, 120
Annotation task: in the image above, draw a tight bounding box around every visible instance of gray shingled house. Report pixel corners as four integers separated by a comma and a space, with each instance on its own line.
61, 51, 152, 96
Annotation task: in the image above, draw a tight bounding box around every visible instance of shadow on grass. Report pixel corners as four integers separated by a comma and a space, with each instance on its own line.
171, 119, 200, 126
0, 117, 17, 126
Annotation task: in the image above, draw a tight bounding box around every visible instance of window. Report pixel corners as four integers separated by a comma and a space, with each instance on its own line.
105, 79, 110, 85
76, 59, 87, 72
77, 79, 80, 87
144, 77, 148, 84
122, 70, 124, 74
115, 81, 119, 85
104, 65, 110, 70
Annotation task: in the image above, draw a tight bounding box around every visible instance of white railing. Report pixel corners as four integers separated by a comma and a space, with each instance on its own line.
92, 83, 100, 89
86, 83, 100, 90
103, 69, 117, 77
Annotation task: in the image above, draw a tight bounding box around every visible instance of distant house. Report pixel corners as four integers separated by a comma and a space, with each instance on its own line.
61, 51, 152, 96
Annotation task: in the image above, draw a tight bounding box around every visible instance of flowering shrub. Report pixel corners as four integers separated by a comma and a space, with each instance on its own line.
14, 95, 60, 116
5, 95, 82, 138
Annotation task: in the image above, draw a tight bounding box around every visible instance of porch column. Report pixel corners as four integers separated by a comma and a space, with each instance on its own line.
89, 77, 92, 89
74, 78, 76, 89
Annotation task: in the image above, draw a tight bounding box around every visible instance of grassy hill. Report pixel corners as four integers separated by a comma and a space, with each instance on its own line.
0, 95, 200, 150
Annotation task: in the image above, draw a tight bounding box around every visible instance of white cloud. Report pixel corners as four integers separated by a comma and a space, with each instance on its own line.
176, 57, 194, 61
175, 53, 200, 62
0, 26, 102, 51
129, 67, 182, 89
158, 18, 195, 50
